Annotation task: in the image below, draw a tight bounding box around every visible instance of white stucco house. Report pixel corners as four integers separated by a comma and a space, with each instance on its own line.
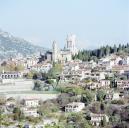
112, 93, 120, 100
21, 107, 39, 117
65, 102, 85, 112
90, 113, 109, 126
31, 63, 52, 73
89, 72, 105, 81
116, 80, 129, 90
23, 98, 39, 108
100, 80, 111, 88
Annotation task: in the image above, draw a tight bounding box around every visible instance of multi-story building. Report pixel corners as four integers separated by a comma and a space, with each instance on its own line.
116, 80, 129, 90
85, 72, 105, 81
0, 72, 22, 79
30, 63, 52, 73
100, 80, 111, 88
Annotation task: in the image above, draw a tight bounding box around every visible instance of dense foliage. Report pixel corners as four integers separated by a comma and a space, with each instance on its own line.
73, 43, 129, 61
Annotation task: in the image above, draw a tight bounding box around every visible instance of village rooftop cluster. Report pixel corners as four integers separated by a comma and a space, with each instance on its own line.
0, 35, 129, 128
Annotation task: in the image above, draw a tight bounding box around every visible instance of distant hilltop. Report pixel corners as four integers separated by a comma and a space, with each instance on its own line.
0, 29, 46, 59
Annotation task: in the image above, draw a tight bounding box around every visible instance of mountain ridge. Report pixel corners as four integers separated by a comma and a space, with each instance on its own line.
0, 29, 47, 59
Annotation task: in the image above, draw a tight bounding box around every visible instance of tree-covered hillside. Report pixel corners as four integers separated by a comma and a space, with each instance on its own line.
73, 43, 129, 61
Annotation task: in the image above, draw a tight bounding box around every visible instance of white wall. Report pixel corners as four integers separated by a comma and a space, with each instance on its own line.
0, 79, 34, 92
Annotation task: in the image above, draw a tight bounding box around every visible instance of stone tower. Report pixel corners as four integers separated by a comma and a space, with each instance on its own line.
52, 41, 58, 62
66, 34, 78, 55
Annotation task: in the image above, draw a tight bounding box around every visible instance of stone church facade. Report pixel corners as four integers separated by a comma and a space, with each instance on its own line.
52, 34, 78, 63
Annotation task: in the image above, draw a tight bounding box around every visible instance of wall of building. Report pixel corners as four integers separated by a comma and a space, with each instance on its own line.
0, 79, 34, 92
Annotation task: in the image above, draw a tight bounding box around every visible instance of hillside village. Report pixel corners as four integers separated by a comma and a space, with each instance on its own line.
0, 37, 129, 128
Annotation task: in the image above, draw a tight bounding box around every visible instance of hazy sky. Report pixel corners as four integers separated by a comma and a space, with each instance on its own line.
0, 0, 129, 49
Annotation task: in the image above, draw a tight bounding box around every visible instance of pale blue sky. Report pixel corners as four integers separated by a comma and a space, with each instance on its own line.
0, 0, 129, 49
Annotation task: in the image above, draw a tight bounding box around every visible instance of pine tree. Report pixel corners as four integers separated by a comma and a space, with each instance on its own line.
105, 45, 110, 56
73, 43, 129, 61
113, 44, 117, 53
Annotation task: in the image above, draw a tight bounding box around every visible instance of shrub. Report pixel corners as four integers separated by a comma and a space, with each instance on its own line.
111, 100, 124, 105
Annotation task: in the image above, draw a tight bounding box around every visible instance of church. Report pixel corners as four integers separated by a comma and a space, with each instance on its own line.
38, 34, 78, 63
52, 34, 78, 63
